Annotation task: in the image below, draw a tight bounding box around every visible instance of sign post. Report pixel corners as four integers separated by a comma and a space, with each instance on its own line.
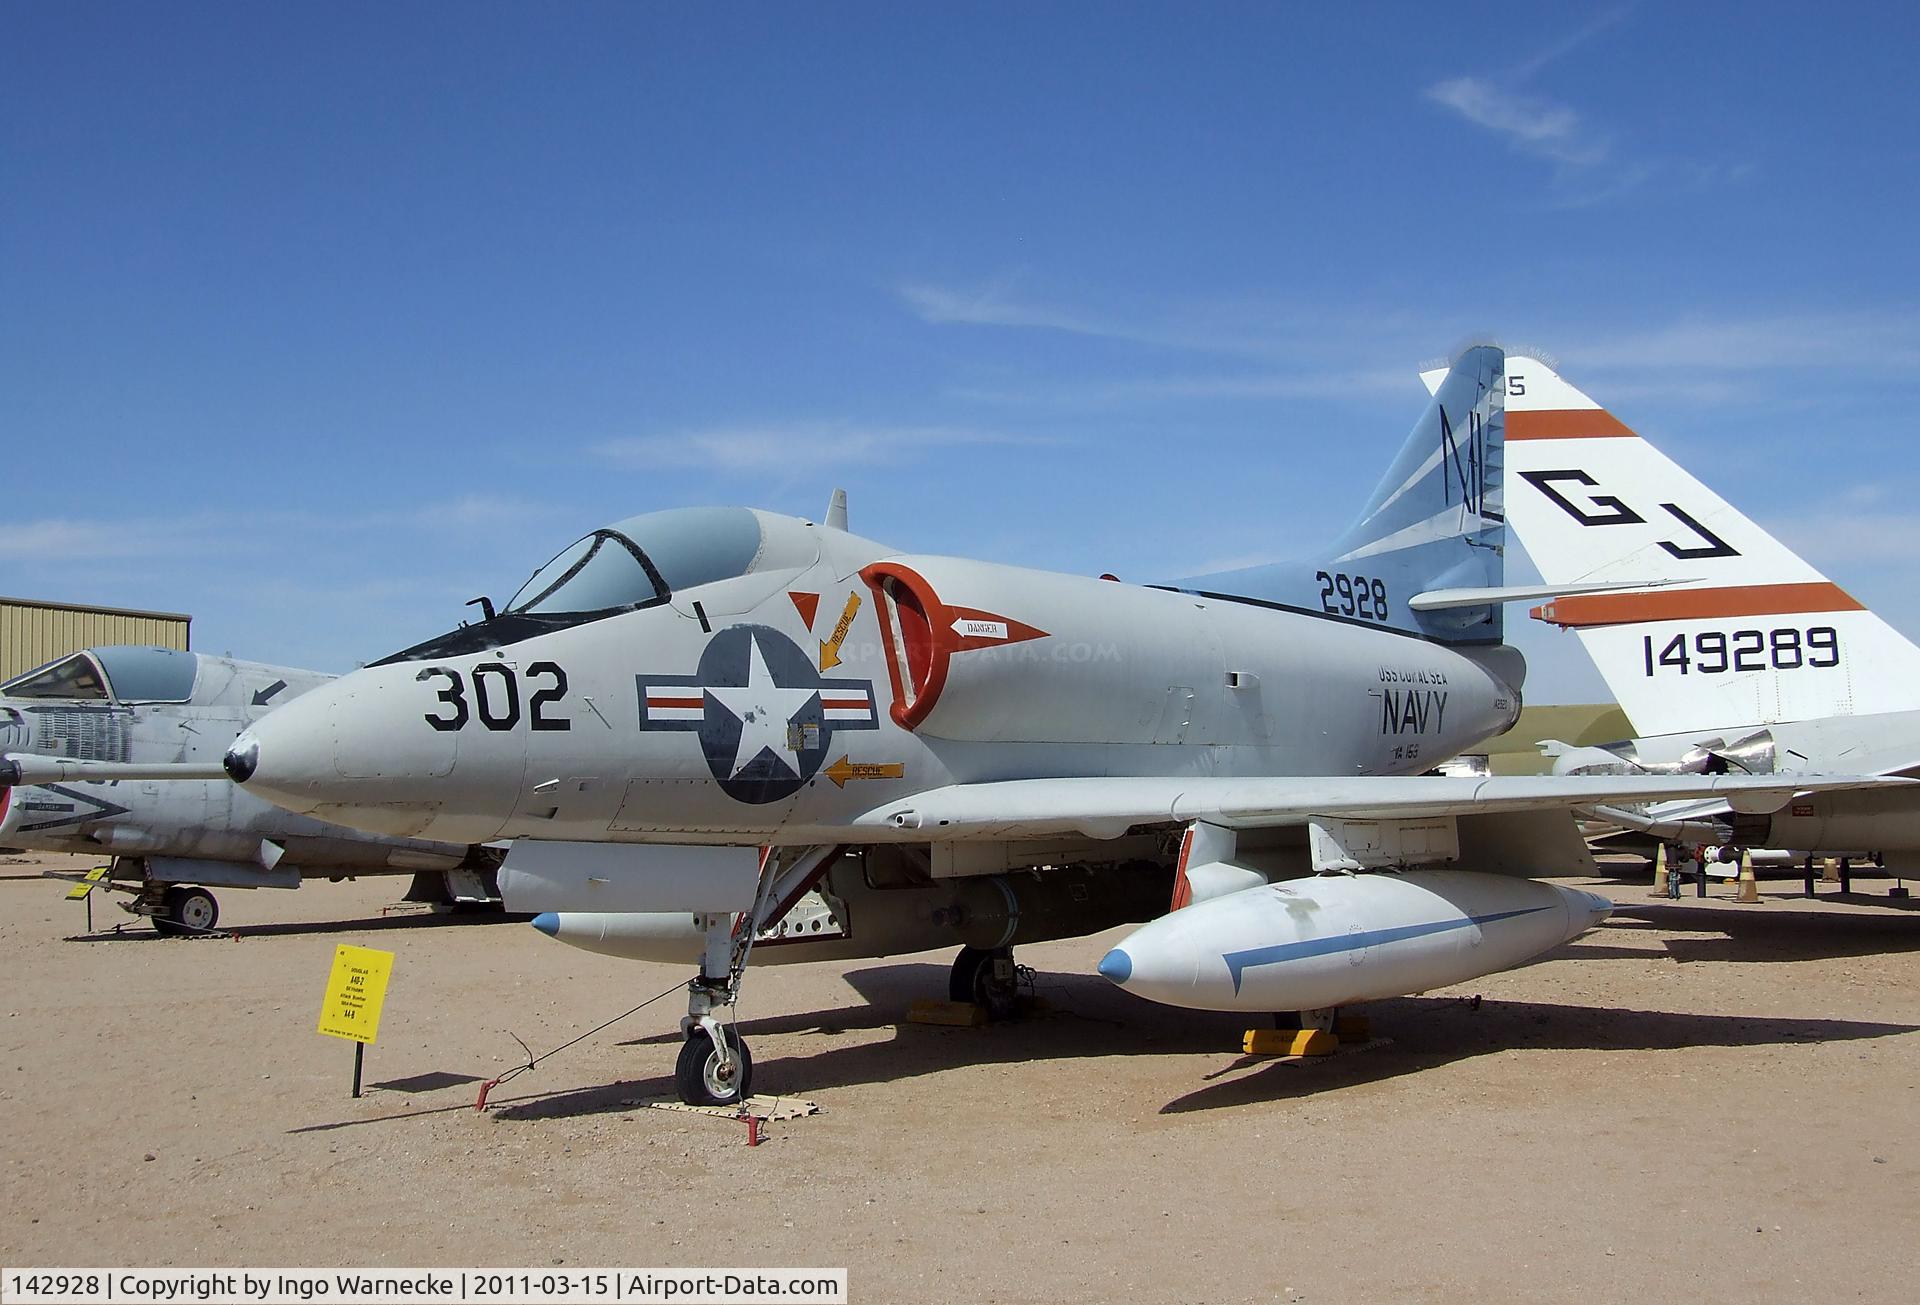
316, 944, 395, 1098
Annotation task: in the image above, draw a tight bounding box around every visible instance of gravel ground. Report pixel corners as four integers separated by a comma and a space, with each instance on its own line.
2, 850, 1915, 1303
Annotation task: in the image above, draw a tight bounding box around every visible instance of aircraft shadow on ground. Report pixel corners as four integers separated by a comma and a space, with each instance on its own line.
1158, 995, 1917, 1114
482, 960, 1917, 1123
1605, 901, 1920, 963
64, 910, 532, 944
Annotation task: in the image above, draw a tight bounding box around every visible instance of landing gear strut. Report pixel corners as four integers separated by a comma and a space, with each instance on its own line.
949, 945, 1020, 1020
673, 845, 841, 1107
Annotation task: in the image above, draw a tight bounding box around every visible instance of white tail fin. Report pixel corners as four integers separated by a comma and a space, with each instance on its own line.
1498, 356, 1920, 735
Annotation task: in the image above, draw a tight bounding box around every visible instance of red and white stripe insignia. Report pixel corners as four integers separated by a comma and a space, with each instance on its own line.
820, 693, 874, 722
645, 684, 876, 724
643, 687, 707, 722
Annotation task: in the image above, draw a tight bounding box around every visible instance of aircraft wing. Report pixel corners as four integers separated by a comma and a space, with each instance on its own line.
855, 773, 1910, 841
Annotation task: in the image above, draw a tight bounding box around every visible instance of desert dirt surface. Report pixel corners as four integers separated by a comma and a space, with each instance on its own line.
2, 849, 1917, 1304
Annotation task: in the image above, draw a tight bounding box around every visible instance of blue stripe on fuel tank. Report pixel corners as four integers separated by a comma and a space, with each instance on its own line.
1222, 906, 1549, 994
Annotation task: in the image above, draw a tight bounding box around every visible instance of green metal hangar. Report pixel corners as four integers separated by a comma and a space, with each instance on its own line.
1, 595, 191, 681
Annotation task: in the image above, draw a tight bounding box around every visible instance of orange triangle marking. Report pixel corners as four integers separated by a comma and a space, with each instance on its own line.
788, 591, 821, 629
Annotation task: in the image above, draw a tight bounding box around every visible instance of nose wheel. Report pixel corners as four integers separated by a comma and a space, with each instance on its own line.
676, 1023, 754, 1107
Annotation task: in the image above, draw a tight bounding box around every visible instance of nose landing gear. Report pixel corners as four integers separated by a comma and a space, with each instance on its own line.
671, 845, 841, 1107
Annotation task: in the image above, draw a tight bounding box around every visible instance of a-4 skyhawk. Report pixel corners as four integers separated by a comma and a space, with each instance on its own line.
215, 345, 1899, 1105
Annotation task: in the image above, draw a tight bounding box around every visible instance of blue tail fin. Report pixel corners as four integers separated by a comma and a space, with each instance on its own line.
1177, 344, 1506, 644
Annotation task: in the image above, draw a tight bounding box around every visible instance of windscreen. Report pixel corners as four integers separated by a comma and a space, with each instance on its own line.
369, 508, 769, 666
2, 653, 108, 700
506, 531, 666, 616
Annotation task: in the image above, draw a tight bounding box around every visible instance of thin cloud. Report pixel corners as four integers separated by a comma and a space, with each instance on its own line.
1510, 6, 1632, 80
1777, 502, 1920, 570
1561, 311, 1920, 375
903, 278, 1920, 413
897, 281, 1339, 357
1427, 10, 1756, 207
594, 422, 1041, 473
6, 516, 223, 562
949, 367, 1413, 408
898, 282, 1114, 337
2, 496, 569, 563
410, 494, 564, 529
1425, 77, 1609, 166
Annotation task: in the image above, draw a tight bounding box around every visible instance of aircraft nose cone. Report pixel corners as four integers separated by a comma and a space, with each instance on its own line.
223, 736, 260, 784
1097, 947, 1133, 984
531, 912, 560, 938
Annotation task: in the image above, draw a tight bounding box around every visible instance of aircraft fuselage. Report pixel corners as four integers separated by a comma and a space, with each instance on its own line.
234, 529, 1525, 847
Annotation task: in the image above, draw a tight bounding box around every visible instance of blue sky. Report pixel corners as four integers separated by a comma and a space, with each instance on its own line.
6, 3, 1920, 702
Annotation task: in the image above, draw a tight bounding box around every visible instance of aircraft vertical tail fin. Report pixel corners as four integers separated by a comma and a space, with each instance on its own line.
1500, 355, 1920, 733
1178, 343, 1507, 645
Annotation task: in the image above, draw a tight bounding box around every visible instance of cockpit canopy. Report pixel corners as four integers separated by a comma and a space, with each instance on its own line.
504, 506, 768, 617
373, 507, 813, 665
1, 646, 198, 703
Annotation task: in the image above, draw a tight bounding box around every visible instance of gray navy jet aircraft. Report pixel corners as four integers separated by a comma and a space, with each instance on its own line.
0, 645, 496, 931
215, 345, 1896, 1104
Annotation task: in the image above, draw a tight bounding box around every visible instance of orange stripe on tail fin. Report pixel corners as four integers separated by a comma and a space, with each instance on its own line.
1533, 582, 1864, 629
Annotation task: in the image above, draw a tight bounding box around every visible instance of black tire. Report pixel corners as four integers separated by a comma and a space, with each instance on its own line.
949, 946, 1019, 1020
949, 946, 989, 1003
675, 1026, 753, 1107
153, 886, 218, 936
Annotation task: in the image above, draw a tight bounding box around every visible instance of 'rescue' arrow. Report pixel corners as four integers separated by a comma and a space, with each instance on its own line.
251, 679, 289, 707
823, 756, 905, 788
818, 592, 862, 670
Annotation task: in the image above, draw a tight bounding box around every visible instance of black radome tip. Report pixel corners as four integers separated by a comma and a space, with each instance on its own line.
223, 739, 259, 784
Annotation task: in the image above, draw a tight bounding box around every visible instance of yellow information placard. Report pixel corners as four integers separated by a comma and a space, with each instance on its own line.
316, 944, 395, 1044
65, 867, 109, 900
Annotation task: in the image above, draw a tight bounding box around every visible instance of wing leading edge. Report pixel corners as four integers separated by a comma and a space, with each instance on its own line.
856, 773, 1911, 841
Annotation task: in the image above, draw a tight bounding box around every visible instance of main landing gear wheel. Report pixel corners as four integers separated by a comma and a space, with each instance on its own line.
950, 945, 1020, 1021
153, 886, 218, 936
676, 1025, 753, 1107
